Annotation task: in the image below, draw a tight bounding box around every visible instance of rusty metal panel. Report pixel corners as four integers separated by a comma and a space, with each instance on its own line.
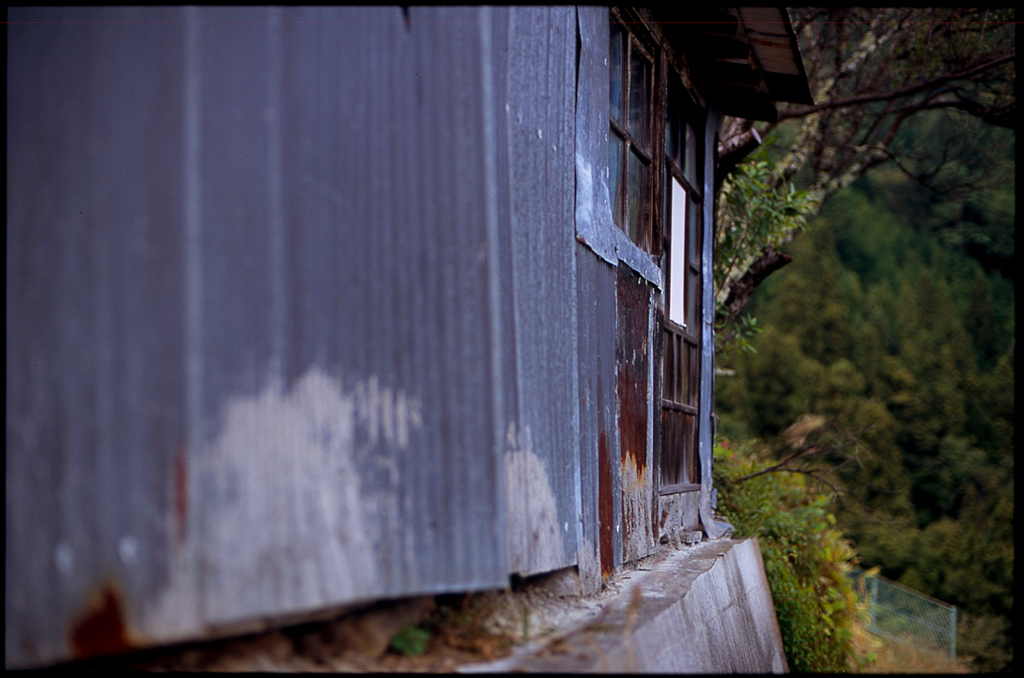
576, 249, 622, 585
504, 6, 579, 577
616, 265, 657, 563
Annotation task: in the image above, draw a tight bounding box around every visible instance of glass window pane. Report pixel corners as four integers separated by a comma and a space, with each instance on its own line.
609, 132, 623, 230
627, 150, 639, 242
667, 74, 685, 172
627, 149, 649, 246
687, 342, 699, 407
685, 267, 700, 330
668, 177, 687, 327
609, 22, 624, 124
686, 411, 699, 483
662, 329, 673, 402
684, 121, 698, 187
663, 171, 671, 248
688, 196, 701, 268
682, 414, 694, 483
679, 336, 690, 404
667, 110, 680, 169
629, 42, 651, 152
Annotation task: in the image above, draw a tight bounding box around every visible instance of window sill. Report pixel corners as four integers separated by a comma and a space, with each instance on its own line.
660, 483, 701, 495
613, 227, 662, 288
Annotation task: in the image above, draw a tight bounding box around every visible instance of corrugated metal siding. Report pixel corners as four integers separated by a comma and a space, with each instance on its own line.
185, 5, 511, 626
574, 6, 631, 584
573, 7, 618, 266
7, 6, 518, 666
7, 7, 190, 664
575, 249, 623, 583
574, 5, 660, 567
698, 108, 732, 539
6, 4, 715, 669
504, 7, 580, 577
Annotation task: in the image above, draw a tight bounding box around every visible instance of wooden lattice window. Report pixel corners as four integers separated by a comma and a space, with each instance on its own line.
608, 16, 656, 253
608, 11, 706, 493
660, 69, 705, 492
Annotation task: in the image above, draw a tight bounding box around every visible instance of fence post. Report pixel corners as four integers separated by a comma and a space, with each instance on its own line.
950, 606, 957, 658
869, 575, 877, 633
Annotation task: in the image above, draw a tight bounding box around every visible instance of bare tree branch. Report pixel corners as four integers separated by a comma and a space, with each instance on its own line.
711, 7, 1015, 345
731, 442, 843, 494
777, 53, 1015, 122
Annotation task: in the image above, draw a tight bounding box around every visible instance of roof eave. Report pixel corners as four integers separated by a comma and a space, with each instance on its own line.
652, 6, 814, 121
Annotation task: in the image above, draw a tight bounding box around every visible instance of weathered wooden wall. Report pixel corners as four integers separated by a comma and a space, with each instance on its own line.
6, 5, 674, 668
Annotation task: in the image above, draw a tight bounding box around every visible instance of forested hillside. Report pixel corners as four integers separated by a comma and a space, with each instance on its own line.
714, 124, 1014, 671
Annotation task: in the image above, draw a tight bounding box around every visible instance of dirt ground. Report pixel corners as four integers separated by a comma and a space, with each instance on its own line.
45, 589, 545, 673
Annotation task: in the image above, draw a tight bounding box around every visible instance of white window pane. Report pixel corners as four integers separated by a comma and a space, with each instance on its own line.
668, 177, 687, 327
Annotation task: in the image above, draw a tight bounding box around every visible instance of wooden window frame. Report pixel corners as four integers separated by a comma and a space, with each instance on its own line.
608, 11, 659, 255
659, 55, 706, 495
608, 9, 707, 496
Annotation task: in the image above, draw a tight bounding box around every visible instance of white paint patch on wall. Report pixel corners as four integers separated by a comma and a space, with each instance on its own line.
504, 422, 567, 576
189, 367, 423, 628
575, 152, 593, 228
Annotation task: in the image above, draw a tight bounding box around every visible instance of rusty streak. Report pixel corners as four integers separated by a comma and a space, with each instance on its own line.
174, 445, 188, 542
70, 585, 132, 659
616, 265, 649, 477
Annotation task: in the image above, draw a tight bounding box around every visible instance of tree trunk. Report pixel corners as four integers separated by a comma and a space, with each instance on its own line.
716, 245, 792, 328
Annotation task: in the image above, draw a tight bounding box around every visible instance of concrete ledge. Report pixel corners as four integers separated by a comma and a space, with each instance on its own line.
461, 538, 787, 673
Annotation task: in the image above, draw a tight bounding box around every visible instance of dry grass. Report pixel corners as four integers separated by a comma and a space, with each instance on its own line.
850, 616, 970, 674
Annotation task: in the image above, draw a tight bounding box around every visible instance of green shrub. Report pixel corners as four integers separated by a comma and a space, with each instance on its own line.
714, 439, 859, 672
389, 624, 431, 656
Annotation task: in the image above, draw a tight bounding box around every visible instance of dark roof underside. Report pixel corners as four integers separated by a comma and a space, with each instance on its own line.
654, 6, 814, 122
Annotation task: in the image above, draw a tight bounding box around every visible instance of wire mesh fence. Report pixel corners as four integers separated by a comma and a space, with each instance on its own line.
848, 568, 957, 658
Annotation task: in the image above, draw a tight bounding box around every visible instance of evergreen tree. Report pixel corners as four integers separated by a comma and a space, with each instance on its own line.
715, 138, 1014, 670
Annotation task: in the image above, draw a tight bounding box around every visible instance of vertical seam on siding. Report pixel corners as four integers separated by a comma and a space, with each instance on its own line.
266, 8, 287, 380
183, 4, 204, 617
479, 6, 509, 572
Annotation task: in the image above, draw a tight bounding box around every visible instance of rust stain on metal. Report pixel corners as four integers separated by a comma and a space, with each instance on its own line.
621, 450, 647, 493
616, 370, 648, 476
70, 585, 132, 659
616, 265, 652, 561
621, 449, 648, 529
621, 445, 655, 562
616, 266, 649, 477
597, 428, 615, 577
174, 444, 188, 542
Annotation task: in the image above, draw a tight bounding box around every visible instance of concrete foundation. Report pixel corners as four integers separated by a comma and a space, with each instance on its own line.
461, 537, 787, 673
